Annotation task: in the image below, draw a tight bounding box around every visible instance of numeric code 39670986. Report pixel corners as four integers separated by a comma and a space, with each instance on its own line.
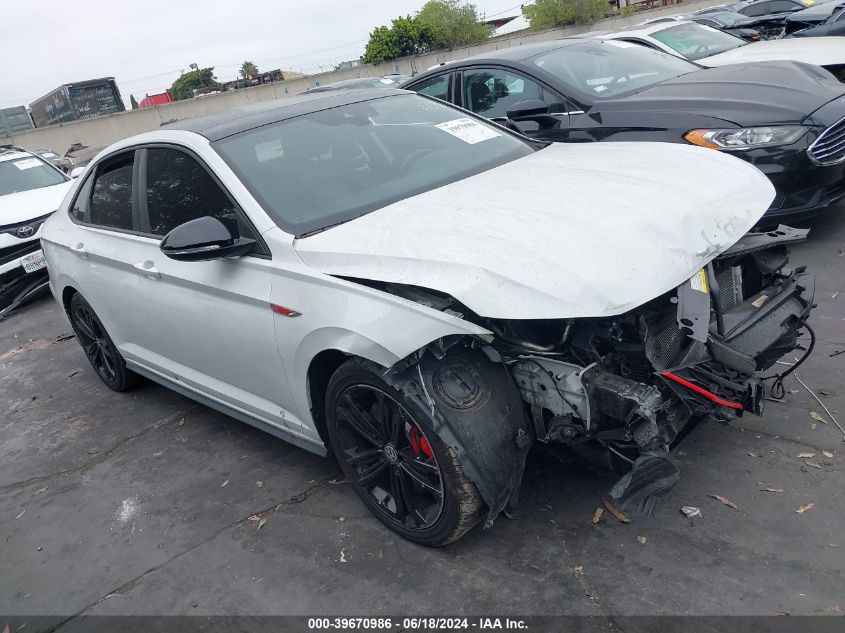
308, 618, 472, 629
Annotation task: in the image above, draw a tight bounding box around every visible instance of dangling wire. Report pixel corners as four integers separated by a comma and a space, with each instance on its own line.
760, 322, 816, 400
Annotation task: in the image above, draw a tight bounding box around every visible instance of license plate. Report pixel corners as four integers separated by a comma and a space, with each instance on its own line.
20, 250, 47, 273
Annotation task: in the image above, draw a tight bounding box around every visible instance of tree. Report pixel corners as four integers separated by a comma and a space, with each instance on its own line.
240, 61, 259, 80
524, 0, 608, 30
169, 67, 217, 101
129, 94, 139, 110
361, 15, 433, 64
417, 0, 492, 49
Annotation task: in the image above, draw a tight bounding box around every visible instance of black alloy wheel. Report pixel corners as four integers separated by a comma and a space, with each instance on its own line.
69, 293, 138, 392
326, 359, 483, 546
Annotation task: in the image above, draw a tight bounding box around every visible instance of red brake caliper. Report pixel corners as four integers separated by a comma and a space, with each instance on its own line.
409, 425, 434, 459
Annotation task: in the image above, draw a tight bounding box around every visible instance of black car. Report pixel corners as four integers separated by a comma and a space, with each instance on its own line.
305, 75, 411, 94
401, 39, 845, 223
786, 0, 845, 35
733, 0, 813, 35
690, 11, 763, 40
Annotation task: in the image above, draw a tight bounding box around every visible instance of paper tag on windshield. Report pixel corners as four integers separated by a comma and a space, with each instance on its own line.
13, 158, 41, 170
435, 118, 500, 144
255, 139, 284, 163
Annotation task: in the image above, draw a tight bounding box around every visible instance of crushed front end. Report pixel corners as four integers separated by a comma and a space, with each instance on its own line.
491, 225, 814, 514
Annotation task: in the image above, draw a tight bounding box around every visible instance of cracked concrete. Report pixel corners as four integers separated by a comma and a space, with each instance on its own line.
0, 207, 843, 627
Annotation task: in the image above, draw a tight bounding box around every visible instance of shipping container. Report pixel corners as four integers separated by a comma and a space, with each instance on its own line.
29, 78, 125, 128
0, 106, 34, 136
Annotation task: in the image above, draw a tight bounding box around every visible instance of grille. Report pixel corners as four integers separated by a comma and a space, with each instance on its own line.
717, 265, 741, 313
809, 117, 845, 165
0, 241, 40, 267
652, 320, 686, 368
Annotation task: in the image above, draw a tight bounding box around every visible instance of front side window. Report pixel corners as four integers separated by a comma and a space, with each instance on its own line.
531, 41, 699, 98
412, 74, 450, 101
214, 93, 533, 236
0, 155, 67, 197
89, 153, 134, 230
144, 148, 239, 236
462, 68, 563, 118
740, 2, 771, 15
649, 23, 746, 60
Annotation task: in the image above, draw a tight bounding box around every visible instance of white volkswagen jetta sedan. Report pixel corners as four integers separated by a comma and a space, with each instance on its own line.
42, 90, 815, 545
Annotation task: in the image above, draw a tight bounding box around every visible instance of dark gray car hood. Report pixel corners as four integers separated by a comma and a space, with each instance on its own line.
601, 60, 845, 126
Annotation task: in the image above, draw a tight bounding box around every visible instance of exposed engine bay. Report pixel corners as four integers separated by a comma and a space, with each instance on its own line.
363, 225, 815, 521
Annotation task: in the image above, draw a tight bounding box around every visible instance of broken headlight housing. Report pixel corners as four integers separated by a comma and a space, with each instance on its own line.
684, 126, 808, 150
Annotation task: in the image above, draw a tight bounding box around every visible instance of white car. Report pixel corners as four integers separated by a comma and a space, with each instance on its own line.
1, 145, 73, 319
599, 21, 845, 79
42, 90, 815, 545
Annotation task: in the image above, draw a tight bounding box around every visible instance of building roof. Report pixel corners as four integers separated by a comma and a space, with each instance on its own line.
139, 92, 172, 108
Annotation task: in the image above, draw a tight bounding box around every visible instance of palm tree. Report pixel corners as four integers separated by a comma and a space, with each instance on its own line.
240, 61, 259, 80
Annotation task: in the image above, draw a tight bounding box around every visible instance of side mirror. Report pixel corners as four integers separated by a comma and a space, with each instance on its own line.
507, 99, 551, 120
70, 166, 85, 178
160, 216, 255, 262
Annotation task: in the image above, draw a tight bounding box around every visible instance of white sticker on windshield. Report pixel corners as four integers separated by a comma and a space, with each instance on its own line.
13, 158, 41, 170
435, 118, 500, 144
255, 139, 284, 163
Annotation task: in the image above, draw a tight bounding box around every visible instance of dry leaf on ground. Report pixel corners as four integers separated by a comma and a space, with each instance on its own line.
797, 452, 816, 458
796, 502, 815, 513
257, 517, 267, 529
220, 479, 229, 488
592, 507, 604, 524
761, 487, 785, 493
709, 494, 738, 509
637, 536, 646, 544
602, 498, 630, 523
247, 514, 261, 522
823, 451, 834, 458
804, 460, 823, 469
681, 506, 701, 518
810, 412, 829, 424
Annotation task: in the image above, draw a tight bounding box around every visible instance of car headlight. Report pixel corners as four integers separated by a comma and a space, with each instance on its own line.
684, 126, 808, 150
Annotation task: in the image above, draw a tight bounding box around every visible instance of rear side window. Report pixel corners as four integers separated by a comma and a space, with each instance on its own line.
412, 74, 450, 101
89, 154, 134, 230
144, 148, 240, 236
741, 2, 771, 15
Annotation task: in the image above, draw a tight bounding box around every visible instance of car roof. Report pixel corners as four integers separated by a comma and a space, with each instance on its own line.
165, 88, 411, 141
0, 146, 34, 163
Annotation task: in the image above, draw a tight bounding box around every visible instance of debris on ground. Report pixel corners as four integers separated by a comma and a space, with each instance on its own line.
592, 507, 603, 525
832, 291, 840, 300
796, 502, 815, 514
221, 479, 229, 487
709, 494, 738, 509
798, 452, 816, 458
55, 333, 75, 342
810, 412, 828, 425
681, 506, 701, 518
257, 517, 267, 529
15, 509, 25, 519
256, 481, 263, 488
376, 549, 384, 559
247, 514, 261, 522
340, 550, 348, 563
637, 535, 646, 544
602, 498, 630, 524
804, 460, 823, 469
328, 478, 346, 485
823, 451, 834, 458
32, 487, 47, 496
761, 487, 785, 493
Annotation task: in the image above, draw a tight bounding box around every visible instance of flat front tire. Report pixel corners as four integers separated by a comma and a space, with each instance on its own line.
325, 358, 483, 546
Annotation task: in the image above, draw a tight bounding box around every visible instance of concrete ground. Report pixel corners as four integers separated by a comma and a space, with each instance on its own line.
1, 208, 844, 628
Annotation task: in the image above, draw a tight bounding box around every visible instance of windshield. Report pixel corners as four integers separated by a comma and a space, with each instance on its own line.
651, 23, 747, 60
214, 93, 534, 236
0, 155, 67, 197
530, 41, 699, 99
707, 11, 746, 24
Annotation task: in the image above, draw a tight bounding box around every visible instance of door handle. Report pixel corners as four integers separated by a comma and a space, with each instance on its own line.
134, 261, 161, 280
70, 243, 87, 259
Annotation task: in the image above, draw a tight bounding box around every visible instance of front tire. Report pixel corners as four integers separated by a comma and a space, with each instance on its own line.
325, 358, 483, 546
69, 293, 138, 392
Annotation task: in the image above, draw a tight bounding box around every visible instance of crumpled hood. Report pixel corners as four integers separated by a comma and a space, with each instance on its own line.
295, 142, 774, 320
702, 37, 845, 68
1, 181, 73, 226
609, 61, 843, 125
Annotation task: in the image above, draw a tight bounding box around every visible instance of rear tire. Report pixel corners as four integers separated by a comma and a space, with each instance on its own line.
69, 293, 139, 392
325, 358, 483, 546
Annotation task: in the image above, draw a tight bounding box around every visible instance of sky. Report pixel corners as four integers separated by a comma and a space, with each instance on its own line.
0, 0, 523, 109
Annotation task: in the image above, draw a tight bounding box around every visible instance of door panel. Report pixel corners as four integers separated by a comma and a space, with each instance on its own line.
129, 146, 297, 431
